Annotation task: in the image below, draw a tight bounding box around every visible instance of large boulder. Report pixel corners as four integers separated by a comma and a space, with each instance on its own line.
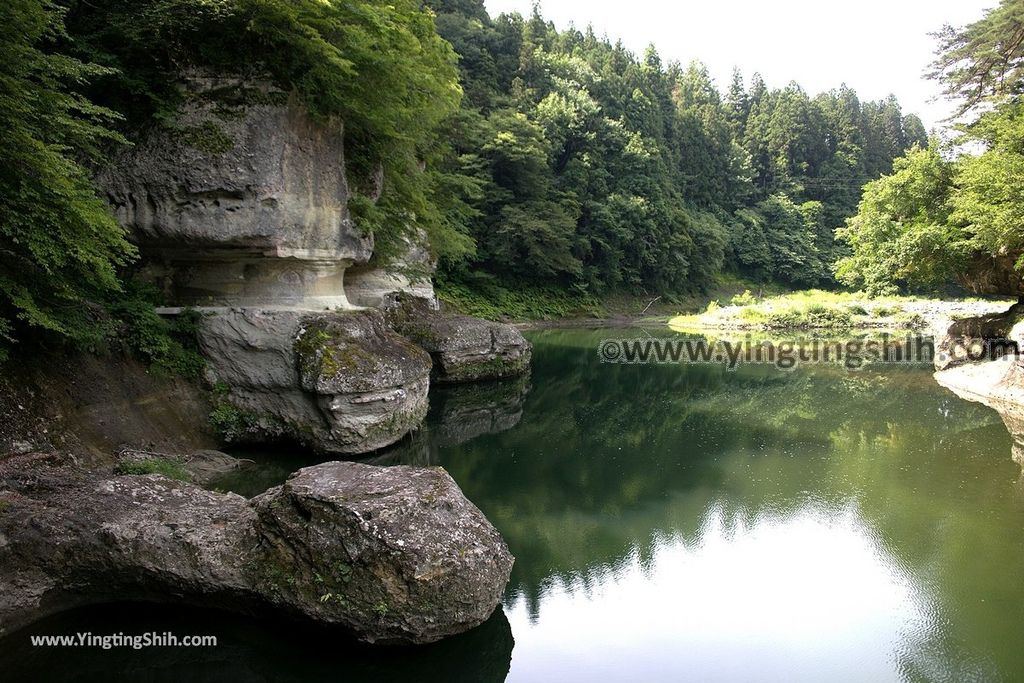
0, 455, 513, 645
252, 463, 513, 643
100, 72, 373, 309
199, 309, 431, 454
294, 313, 432, 453
386, 297, 532, 384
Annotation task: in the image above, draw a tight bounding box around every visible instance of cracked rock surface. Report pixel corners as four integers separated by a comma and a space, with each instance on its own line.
0, 455, 513, 645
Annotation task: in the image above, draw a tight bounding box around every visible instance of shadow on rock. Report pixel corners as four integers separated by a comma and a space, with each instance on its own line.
0, 602, 515, 683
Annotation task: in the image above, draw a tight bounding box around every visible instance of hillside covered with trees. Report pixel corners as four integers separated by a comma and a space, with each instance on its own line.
837, 0, 1024, 296
0, 0, 965, 363
428, 0, 926, 298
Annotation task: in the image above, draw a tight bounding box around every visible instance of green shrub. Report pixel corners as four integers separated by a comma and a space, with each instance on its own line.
115, 458, 190, 481
209, 385, 258, 443
109, 286, 206, 378
730, 290, 757, 307
765, 304, 852, 330
872, 305, 903, 318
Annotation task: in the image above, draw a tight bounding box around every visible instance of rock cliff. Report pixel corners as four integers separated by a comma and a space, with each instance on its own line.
98, 73, 531, 454
101, 73, 372, 310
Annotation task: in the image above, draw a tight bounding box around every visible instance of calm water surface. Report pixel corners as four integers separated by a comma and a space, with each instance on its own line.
4, 328, 1024, 682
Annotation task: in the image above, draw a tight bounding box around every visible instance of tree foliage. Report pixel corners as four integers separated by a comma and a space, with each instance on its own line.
0, 0, 134, 360
929, 0, 1024, 118
430, 0, 924, 295
2, 0, 937, 365
835, 144, 967, 295
839, 0, 1024, 295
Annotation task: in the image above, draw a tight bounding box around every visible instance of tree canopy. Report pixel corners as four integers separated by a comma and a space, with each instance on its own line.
838, 0, 1024, 296
0, 0, 134, 361
1, 0, 938, 362
429, 0, 925, 296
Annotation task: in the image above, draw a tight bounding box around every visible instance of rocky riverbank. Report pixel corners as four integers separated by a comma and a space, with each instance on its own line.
0, 454, 512, 644
670, 292, 1014, 336
0, 71, 528, 644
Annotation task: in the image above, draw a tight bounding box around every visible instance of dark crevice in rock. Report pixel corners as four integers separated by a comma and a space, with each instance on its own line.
0, 456, 513, 645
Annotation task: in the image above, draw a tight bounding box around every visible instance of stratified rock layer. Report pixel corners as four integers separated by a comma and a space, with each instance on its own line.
387, 297, 532, 384
345, 233, 438, 309
0, 456, 513, 645
199, 309, 431, 454
100, 73, 373, 309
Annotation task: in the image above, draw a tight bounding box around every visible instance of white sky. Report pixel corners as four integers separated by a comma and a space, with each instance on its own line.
483, 0, 995, 131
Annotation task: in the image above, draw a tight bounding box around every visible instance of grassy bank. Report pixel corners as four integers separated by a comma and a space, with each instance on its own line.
436, 274, 783, 323
669, 290, 1014, 333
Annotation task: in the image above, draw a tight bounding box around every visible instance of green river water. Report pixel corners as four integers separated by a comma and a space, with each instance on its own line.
3, 328, 1024, 682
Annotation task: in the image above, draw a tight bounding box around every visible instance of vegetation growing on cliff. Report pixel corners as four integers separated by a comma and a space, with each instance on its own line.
0, 0, 134, 361
1, 0, 465, 360
4, 0, 1017, 359
837, 0, 1024, 296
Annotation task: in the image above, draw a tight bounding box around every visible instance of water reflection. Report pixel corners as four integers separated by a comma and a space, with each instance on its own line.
7, 328, 1024, 681
368, 374, 532, 467
0, 603, 515, 683
432, 329, 1024, 681
506, 504, 942, 683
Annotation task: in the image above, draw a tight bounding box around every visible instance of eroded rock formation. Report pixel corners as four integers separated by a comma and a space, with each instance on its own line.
934, 301, 1024, 371
198, 309, 431, 454
101, 73, 372, 310
0, 455, 513, 645
98, 73, 532, 455
345, 234, 438, 309
387, 296, 532, 384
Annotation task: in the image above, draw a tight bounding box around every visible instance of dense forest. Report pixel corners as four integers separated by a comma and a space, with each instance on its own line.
1, 0, 1019, 362
427, 0, 926, 297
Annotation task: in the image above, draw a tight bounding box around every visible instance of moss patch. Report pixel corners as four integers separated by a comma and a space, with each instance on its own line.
115, 458, 190, 481
181, 121, 234, 155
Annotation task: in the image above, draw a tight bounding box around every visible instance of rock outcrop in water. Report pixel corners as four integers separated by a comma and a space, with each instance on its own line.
934, 301, 1024, 371
1, 72, 527, 648
0, 455, 513, 644
98, 73, 532, 454
199, 309, 431, 454
933, 299, 1024, 460
387, 296, 532, 384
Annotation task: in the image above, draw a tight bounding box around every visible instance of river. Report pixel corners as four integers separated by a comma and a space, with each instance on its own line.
3, 327, 1023, 682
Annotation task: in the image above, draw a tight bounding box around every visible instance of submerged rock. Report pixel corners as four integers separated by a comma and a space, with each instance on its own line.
199, 309, 431, 455
387, 297, 532, 384
0, 455, 513, 645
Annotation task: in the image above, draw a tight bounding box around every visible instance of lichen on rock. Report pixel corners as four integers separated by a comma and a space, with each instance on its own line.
198, 309, 431, 455
385, 295, 532, 384
0, 455, 513, 645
